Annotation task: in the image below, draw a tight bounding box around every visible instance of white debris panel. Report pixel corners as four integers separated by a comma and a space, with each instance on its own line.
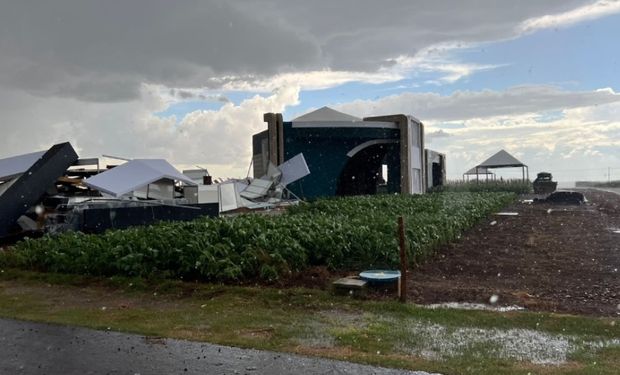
0, 150, 46, 181
275, 153, 310, 187
84, 159, 196, 197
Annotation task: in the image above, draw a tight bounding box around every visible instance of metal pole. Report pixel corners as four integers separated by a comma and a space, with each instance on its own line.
246, 158, 253, 179
398, 216, 408, 303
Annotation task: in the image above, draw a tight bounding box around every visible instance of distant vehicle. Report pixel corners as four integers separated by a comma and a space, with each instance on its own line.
533, 172, 558, 194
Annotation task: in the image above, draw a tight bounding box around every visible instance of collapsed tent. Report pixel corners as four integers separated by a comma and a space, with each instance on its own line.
83, 159, 196, 197
53, 159, 215, 234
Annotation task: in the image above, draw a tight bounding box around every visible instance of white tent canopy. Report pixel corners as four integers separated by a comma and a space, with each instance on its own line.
0, 150, 46, 181
84, 159, 196, 197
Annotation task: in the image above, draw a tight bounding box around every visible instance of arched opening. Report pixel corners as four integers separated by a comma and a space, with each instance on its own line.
336, 142, 399, 196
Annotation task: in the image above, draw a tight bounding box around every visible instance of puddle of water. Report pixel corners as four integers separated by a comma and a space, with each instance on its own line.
423, 302, 525, 312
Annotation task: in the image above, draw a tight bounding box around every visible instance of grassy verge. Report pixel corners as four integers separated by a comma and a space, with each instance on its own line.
0, 269, 618, 375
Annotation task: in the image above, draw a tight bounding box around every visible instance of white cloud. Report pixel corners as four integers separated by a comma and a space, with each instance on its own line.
429, 106, 620, 181
0, 84, 300, 178
330, 86, 620, 181
335, 85, 620, 121
218, 69, 402, 92
393, 52, 504, 84
519, 0, 620, 32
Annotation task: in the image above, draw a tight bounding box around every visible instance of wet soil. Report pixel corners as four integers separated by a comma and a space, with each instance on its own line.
407, 189, 620, 316
284, 190, 620, 317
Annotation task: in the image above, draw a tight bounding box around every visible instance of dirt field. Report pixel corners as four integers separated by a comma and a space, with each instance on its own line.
407, 189, 620, 316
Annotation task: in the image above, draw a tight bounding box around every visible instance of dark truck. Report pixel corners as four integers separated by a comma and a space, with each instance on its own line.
533, 172, 558, 194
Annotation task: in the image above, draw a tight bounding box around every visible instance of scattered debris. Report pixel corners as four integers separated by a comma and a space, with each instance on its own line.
218, 153, 310, 215
495, 212, 518, 216
332, 277, 367, 296
0, 142, 78, 239
536, 191, 586, 205
0, 143, 221, 243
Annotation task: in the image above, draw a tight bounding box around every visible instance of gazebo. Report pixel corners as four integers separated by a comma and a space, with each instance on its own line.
472, 149, 528, 181
463, 166, 495, 181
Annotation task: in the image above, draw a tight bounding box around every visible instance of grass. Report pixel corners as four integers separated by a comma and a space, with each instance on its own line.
0, 269, 618, 375
431, 180, 532, 194
1, 192, 514, 281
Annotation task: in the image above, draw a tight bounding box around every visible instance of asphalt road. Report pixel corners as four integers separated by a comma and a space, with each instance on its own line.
0, 318, 435, 375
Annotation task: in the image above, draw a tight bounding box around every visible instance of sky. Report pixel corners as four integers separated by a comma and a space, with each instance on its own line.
0, 0, 619, 182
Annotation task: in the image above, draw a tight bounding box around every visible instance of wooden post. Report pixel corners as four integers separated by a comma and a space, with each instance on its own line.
398, 216, 408, 303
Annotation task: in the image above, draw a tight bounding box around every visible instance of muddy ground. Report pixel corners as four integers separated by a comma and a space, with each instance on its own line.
406, 189, 620, 316
289, 189, 620, 317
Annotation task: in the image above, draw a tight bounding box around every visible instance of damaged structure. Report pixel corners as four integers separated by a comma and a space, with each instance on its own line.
1, 108, 443, 241
252, 107, 445, 199
0, 143, 78, 239
0, 144, 219, 243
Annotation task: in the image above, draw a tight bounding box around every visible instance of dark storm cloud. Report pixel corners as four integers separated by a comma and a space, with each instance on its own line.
0, 0, 320, 101
236, 0, 587, 71
0, 0, 590, 102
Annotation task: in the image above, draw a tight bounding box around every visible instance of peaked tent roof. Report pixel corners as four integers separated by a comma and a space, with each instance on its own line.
84, 159, 196, 197
292, 106, 362, 122
477, 149, 526, 168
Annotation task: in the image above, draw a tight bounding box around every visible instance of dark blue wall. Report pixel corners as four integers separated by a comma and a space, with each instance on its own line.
282, 123, 401, 199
